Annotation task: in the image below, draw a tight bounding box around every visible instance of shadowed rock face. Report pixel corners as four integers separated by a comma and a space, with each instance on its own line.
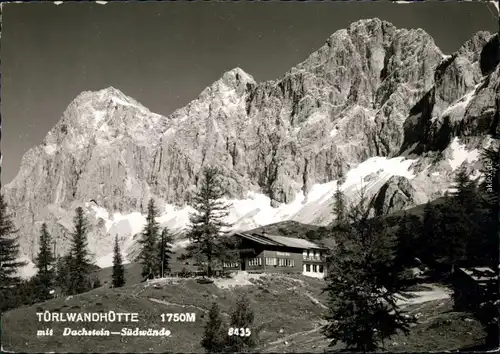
3, 18, 499, 262
371, 176, 418, 216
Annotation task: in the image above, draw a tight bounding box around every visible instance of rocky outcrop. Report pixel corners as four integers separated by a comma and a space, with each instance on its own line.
371, 176, 417, 216
400, 31, 499, 156
3, 19, 498, 264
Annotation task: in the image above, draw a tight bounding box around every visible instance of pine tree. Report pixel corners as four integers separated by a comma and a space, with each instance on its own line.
157, 227, 173, 278
476, 143, 500, 347
112, 235, 125, 288
435, 169, 480, 273
34, 223, 56, 300
323, 195, 414, 351
453, 167, 477, 205
181, 167, 235, 277
55, 252, 72, 293
225, 293, 257, 352
478, 143, 499, 267
0, 194, 25, 294
332, 183, 347, 226
395, 212, 422, 271
201, 302, 226, 353
420, 201, 442, 266
138, 198, 160, 280
67, 207, 92, 295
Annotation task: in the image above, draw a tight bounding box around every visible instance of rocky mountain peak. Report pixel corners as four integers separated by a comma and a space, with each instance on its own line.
46, 86, 166, 150
221, 67, 256, 87
4, 19, 498, 271
457, 31, 493, 62
193, 67, 256, 106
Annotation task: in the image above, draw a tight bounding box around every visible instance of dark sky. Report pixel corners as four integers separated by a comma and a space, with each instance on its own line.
1, 1, 498, 184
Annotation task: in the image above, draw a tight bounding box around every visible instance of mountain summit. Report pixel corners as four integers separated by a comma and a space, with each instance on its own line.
4, 19, 499, 272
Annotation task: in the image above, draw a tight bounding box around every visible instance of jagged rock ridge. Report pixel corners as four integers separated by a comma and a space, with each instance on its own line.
3, 19, 499, 269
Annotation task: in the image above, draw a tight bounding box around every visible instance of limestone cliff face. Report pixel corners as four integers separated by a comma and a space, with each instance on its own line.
400, 32, 499, 156
3, 19, 498, 264
152, 19, 443, 207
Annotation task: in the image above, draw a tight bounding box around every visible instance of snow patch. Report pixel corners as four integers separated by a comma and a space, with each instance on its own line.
448, 137, 480, 171
80, 156, 417, 266
110, 211, 146, 237
111, 96, 133, 108
95, 252, 129, 268
342, 156, 416, 195
90, 205, 113, 231
17, 257, 37, 279
157, 204, 195, 233
93, 109, 107, 123
435, 82, 481, 122
43, 144, 58, 155
172, 239, 191, 251
163, 127, 176, 136
329, 128, 338, 137
305, 111, 327, 125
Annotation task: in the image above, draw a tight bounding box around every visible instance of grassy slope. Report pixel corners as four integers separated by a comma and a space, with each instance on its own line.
1, 274, 327, 353
261, 297, 485, 353
1, 272, 485, 353
3, 198, 485, 353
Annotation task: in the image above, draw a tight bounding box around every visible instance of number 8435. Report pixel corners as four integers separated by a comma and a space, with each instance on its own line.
228, 327, 251, 337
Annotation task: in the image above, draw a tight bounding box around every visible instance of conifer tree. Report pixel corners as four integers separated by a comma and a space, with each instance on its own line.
0, 194, 25, 294
332, 183, 347, 226
67, 207, 92, 294
225, 293, 257, 352
323, 194, 414, 351
112, 235, 125, 288
55, 252, 72, 293
138, 198, 160, 280
395, 212, 422, 271
435, 169, 480, 273
156, 227, 173, 278
34, 223, 56, 300
201, 302, 226, 353
478, 143, 499, 267
181, 167, 235, 277
476, 143, 500, 347
420, 201, 442, 266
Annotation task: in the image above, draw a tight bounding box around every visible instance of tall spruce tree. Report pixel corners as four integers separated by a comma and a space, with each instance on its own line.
476, 143, 500, 347
181, 167, 235, 277
34, 223, 56, 300
332, 183, 347, 226
138, 198, 160, 280
67, 207, 92, 295
55, 252, 73, 294
478, 144, 499, 267
420, 201, 442, 266
157, 227, 173, 278
323, 195, 414, 351
434, 169, 480, 273
225, 293, 257, 352
112, 235, 125, 288
201, 302, 226, 353
452, 167, 478, 208
0, 194, 25, 293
